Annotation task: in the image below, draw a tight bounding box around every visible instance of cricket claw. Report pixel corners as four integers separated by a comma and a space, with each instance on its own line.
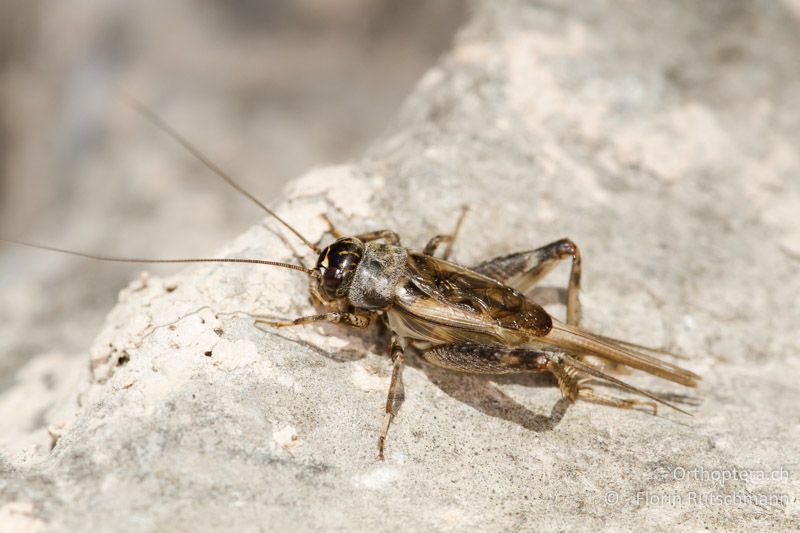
377, 439, 386, 462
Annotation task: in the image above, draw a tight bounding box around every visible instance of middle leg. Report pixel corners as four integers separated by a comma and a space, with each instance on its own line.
378, 335, 405, 460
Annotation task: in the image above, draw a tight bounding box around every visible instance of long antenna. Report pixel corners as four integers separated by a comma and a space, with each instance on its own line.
1, 238, 313, 275
121, 92, 320, 254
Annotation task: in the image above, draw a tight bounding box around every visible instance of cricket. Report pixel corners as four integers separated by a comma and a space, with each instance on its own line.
2, 101, 701, 460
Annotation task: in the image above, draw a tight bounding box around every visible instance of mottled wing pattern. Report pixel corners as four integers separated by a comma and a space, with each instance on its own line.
390, 253, 701, 388
391, 253, 552, 342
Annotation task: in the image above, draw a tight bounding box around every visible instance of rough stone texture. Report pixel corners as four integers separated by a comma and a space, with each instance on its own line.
0, 0, 464, 389
2, 0, 800, 530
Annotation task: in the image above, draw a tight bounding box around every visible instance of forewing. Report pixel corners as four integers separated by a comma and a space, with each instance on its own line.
394, 254, 700, 388
395, 253, 553, 339
545, 322, 701, 387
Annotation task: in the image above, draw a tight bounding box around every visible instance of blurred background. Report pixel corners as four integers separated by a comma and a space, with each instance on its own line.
0, 0, 466, 389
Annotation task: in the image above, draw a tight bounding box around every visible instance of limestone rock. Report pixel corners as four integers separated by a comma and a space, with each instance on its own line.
2, 1, 800, 530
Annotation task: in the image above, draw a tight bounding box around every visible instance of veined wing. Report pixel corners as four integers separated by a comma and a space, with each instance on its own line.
393, 253, 700, 388
390, 253, 553, 344
543, 322, 701, 387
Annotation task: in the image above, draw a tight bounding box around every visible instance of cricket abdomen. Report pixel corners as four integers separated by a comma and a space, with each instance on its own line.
388, 251, 554, 348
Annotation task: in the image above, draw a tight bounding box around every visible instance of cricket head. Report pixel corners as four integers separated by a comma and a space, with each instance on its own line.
313, 237, 364, 301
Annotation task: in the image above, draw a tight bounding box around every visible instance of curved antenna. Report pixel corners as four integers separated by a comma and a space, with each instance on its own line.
1, 238, 313, 275
120, 92, 320, 254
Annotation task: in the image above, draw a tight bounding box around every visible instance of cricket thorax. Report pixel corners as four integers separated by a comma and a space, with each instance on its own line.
347, 242, 408, 309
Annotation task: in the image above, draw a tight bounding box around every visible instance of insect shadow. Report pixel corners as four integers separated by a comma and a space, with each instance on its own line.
273, 284, 571, 433
417, 362, 570, 432
397, 285, 570, 433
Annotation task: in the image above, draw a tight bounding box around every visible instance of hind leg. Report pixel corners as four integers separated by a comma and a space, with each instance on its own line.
422, 342, 550, 374
472, 239, 582, 326
255, 311, 373, 329
421, 343, 668, 415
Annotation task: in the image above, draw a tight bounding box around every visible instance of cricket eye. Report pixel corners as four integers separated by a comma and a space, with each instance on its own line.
320, 264, 345, 295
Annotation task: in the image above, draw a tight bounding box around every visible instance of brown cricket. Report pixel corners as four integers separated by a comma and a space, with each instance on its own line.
3, 100, 701, 460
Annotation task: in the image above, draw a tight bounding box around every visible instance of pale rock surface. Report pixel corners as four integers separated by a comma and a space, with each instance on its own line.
2, 1, 800, 530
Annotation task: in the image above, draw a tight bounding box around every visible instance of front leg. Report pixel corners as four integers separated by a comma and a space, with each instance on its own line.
354, 229, 401, 245
423, 206, 469, 260
318, 214, 401, 245
256, 311, 372, 329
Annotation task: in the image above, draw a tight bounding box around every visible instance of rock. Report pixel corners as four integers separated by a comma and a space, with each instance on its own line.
2, 1, 800, 530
